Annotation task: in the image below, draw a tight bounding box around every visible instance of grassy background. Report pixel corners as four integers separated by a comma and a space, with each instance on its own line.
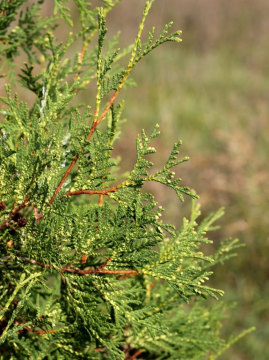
105, 1, 269, 359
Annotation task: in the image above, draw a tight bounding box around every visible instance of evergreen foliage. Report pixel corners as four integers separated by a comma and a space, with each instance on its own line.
0, 1, 253, 359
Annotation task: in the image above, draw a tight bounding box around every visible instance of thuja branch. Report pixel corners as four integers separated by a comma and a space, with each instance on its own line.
86, 1, 155, 142
0, 272, 41, 323
49, 73, 130, 205
49, 1, 154, 206
11, 256, 139, 277
0, 1, 248, 358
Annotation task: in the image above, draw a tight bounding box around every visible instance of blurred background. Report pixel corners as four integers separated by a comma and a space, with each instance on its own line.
105, 1, 269, 359
2, 0, 268, 359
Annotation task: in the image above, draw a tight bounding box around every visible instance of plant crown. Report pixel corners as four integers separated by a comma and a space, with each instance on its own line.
0, 1, 253, 359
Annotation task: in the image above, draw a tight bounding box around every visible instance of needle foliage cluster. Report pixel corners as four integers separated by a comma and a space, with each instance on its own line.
0, 1, 253, 359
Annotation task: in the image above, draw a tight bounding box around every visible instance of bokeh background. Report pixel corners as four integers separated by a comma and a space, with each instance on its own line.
1, 1, 268, 359
105, 1, 269, 359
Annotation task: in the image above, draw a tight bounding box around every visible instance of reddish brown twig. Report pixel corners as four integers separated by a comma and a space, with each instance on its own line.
6, 239, 13, 248
150, 280, 156, 291
21, 326, 58, 336
80, 253, 88, 264
126, 349, 144, 360
86, 85, 122, 142
48, 121, 100, 206
61, 267, 139, 276
49, 154, 79, 205
118, 273, 139, 281
65, 186, 119, 197
13, 256, 139, 277
97, 256, 112, 270
98, 194, 104, 206
0, 202, 6, 211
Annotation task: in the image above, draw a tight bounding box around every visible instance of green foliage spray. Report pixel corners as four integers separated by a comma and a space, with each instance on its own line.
0, 1, 253, 359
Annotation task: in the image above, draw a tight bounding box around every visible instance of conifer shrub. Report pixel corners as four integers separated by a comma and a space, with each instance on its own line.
0, 1, 253, 359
